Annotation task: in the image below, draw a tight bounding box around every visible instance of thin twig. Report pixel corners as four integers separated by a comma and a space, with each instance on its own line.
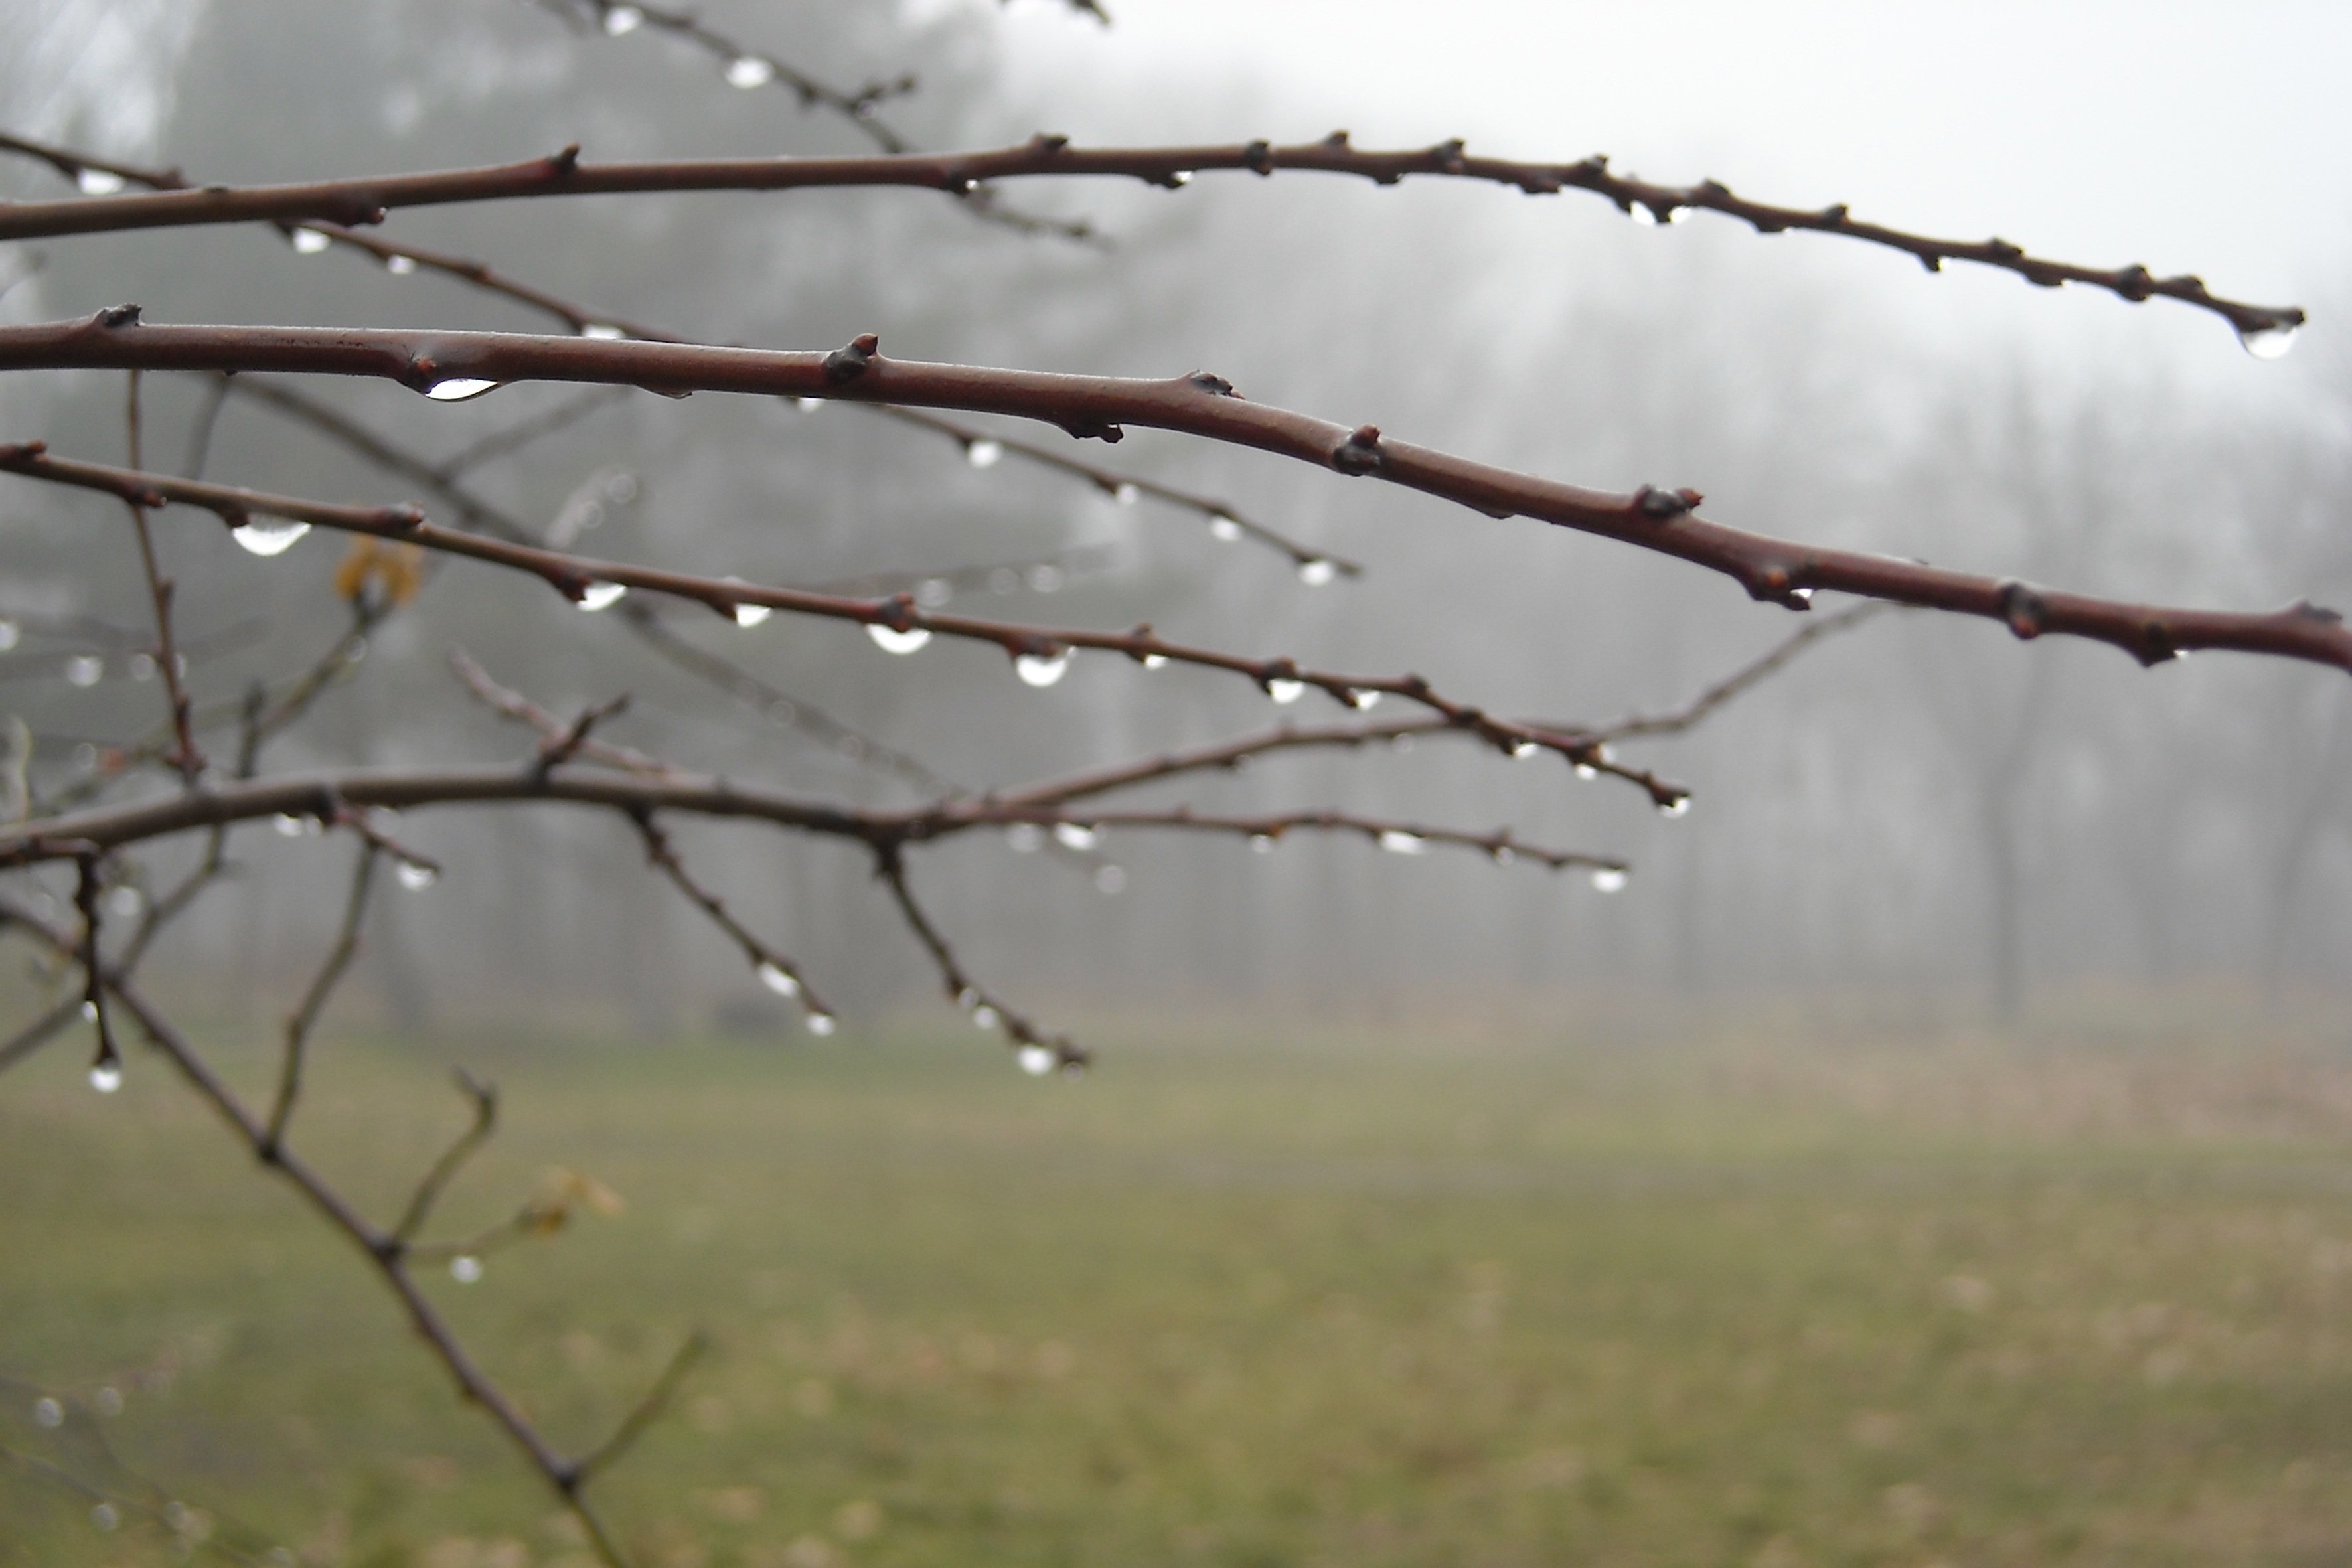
390, 1069, 499, 1246
262, 842, 378, 1152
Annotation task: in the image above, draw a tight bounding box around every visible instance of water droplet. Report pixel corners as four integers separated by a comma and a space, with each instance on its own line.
973, 1004, 1000, 1031
64, 654, 104, 687
1347, 689, 1380, 710
1094, 864, 1126, 895
32, 1397, 63, 1428
397, 862, 437, 891
1113, 483, 1139, 506
1018, 1044, 1056, 1076
1788, 587, 1814, 605
1249, 834, 1276, 854
724, 54, 775, 88
1170, 170, 1195, 186
1267, 678, 1306, 705
91, 1503, 120, 1533
128, 652, 155, 682
0, 619, 17, 651
80, 1000, 98, 1022
1053, 822, 1099, 850
1208, 514, 1244, 543
733, 601, 772, 629
1574, 761, 1599, 781
805, 1010, 838, 1037
1508, 740, 1538, 760
1015, 650, 1070, 687
796, 396, 823, 413
965, 439, 1003, 469
76, 167, 126, 195
1006, 823, 1044, 854
578, 322, 626, 340
272, 813, 306, 838
1378, 830, 1427, 855
576, 581, 628, 611
1141, 653, 1168, 670
232, 518, 311, 556
94, 1386, 123, 1416
384, 253, 418, 275
1028, 564, 1065, 593
756, 961, 799, 998
289, 226, 332, 254
90, 1061, 122, 1093
868, 623, 931, 655
1591, 866, 1629, 894
1659, 797, 1691, 819
602, 4, 645, 35
1297, 558, 1337, 587
912, 578, 953, 609
450, 1255, 483, 1283
105, 886, 143, 917
2240, 321, 2300, 360
423, 378, 501, 402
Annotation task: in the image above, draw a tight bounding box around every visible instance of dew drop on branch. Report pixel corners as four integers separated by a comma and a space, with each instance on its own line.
1249, 834, 1276, 854
2240, 321, 2300, 360
0, 620, 17, 652
232, 519, 311, 556
733, 602, 772, 629
384, 253, 418, 275
64, 655, 104, 688
1296, 558, 1337, 587
1509, 740, 1538, 759
90, 1503, 119, 1533
76, 167, 125, 195
1141, 653, 1168, 670
868, 624, 931, 655
1052, 823, 1099, 850
90, 1061, 123, 1093
1378, 830, 1427, 855
274, 813, 307, 838
449, 1255, 483, 1283
757, 961, 800, 998
289, 226, 331, 254
724, 55, 776, 89
578, 322, 626, 341
33, 1397, 63, 1427
423, 378, 501, 402
1113, 483, 1139, 506
1658, 797, 1691, 819
805, 1011, 838, 1037
965, 439, 1003, 469
1267, 678, 1306, 705
915, 578, 952, 608
576, 581, 628, 612
973, 1005, 1000, 1031
1591, 866, 1629, 894
1015, 650, 1070, 687
796, 397, 823, 413
602, 3, 644, 34
397, 862, 437, 892
1208, 514, 1243, 544
1018, 1044, 1056, 1076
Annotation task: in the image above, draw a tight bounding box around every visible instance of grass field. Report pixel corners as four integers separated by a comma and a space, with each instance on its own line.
8, 998, 2352, 1567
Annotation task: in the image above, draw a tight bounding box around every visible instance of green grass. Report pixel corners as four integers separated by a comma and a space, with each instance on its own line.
9, 1004, 2352, 1567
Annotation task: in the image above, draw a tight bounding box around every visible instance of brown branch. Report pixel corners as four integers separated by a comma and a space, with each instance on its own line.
1589, 601, 1895, 742
631, 811, 838, 1031
876, 847, 1086, 1072
389, 1070, 499, 1247
0, 323, 2333, 674
262, 842, 378, 1152
572, 1332, 708, 1486
0, 439, 1619, 772
118, 372, 204, 781
528, 0, 918, 153
0, 137, 2298, 337
973, 805, 1630, 880
452, 650, 675, 777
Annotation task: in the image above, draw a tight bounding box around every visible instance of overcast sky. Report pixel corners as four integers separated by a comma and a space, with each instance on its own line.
972, 1, 2349, 378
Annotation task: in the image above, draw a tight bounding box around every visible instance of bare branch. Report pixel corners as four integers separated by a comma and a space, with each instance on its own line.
571, 1331, 708, 1486
389, 1069, 498, 1247
876, 847, 1087, 1071
0, 326, 2333, 674
0, 441, 1739, 783
0, 137, 2297, 337
118, 372, 204, 781
262, 842, 378, 1152
631, 811, 836, 1030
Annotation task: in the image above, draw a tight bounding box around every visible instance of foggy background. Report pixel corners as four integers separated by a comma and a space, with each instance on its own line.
4, 0, 2349, 1039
